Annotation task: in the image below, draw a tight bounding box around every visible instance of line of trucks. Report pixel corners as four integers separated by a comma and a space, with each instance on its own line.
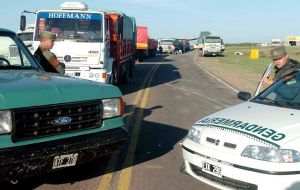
19, 2, 160, 85
158, 38, 190, 54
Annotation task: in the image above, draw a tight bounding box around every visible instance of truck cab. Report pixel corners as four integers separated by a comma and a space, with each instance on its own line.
202, 36, 222, 56
160, 38, 180, 54
17, 24, 34, 51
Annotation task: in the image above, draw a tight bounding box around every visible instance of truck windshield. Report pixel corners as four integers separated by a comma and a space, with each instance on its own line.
205, 38, 221, 43
161, 40, 174, 45
18, 32, 33, 41
35, 12, 103, 42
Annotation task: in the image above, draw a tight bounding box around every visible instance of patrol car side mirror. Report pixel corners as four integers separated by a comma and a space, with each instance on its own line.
20, 15, 26, 31
237, 91, 251, 101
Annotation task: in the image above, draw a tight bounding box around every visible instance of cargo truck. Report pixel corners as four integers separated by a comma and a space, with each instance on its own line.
107, 11, 136, 83
160, 38, 180, 54
136, 26, 157, 62
21, 2, 136, 84
17, 24, 34, 49
196, 31, 211, 53
202, 35, 222, 56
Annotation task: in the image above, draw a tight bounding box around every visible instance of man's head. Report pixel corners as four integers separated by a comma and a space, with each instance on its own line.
270, 45, 288, 68
39, 31, 56, 49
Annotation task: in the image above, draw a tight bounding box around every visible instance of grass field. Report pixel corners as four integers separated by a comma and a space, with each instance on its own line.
196, 45, 300, 94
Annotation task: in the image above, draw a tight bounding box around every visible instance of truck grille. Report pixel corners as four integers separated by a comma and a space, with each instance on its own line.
12, 100, 103, 141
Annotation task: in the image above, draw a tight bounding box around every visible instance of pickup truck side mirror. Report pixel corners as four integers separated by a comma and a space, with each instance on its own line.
237, 91, 251, 101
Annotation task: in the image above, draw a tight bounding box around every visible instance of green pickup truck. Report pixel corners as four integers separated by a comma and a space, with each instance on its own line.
0, 28, 128, 182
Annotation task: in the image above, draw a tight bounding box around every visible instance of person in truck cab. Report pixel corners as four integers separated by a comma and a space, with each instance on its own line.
50, 27, 64, 39
262, 45, 300, 85
34, 31, 65, 75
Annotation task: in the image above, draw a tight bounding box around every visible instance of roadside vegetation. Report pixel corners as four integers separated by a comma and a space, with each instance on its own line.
197, 45, 300, 94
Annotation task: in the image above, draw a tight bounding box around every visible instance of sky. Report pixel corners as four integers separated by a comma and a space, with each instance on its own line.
1, 0, 300, 43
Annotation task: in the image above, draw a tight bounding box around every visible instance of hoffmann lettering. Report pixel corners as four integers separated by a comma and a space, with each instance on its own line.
48, 13, 92, 19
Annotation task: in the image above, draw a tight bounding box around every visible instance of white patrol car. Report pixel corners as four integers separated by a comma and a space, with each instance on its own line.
182, 64, 300, 190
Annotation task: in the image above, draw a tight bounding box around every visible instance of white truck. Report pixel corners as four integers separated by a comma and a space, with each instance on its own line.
160, 38, 180, 54
17, 24, 34, 49
21, 2, 136, 84
202, 36, 222, 56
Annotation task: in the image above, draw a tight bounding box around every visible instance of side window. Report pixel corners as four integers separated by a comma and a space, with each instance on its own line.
0, 36, 31, 67
105, 17, 109, 40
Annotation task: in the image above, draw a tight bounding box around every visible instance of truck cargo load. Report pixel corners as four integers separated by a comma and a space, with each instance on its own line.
107, 11, 136, 83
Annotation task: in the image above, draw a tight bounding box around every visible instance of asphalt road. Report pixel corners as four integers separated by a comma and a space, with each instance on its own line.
4, 51, 242, 190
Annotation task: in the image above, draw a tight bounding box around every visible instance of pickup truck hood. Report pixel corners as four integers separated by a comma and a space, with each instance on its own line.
0, 71, 121, 109
195, 101, 300, 147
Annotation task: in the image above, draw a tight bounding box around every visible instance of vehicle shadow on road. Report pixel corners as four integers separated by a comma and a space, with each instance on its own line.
142, 54, 175, 63
2, 105, 187, 189
118, 61, 182, 96
122, 105, 188, 167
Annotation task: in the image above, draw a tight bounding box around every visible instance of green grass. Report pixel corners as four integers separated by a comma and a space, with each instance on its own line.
217, 45, 300, 77
198, 46, 300, 93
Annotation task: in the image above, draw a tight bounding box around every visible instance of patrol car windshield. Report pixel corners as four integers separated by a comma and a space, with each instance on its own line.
0, 35, 39, 70
35, 12, 103, 42
252, 70, 300, 109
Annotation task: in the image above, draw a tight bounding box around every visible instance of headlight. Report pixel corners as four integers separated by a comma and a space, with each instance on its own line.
241, 145, 300, 163
0, 110, 12, 134
187, 127, 201, 144
102, 98, 124, 119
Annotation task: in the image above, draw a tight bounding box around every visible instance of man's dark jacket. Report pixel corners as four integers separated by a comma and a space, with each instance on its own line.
274, 59, 300, 81
34, 47, 59, 73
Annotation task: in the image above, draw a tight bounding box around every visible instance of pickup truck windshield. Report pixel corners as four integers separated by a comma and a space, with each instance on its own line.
0, 35, 39, 70
252, 70, 300, 109
35, 12, 103, 42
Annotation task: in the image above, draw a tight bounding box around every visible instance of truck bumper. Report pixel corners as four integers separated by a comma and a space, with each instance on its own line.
0, 127, 128, 181
65, 68, 109, 83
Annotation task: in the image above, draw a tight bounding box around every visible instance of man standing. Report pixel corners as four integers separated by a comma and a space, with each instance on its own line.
34, 31, 65, 75
262, 45, 300, 85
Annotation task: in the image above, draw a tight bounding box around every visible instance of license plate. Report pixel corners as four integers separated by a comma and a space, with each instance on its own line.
52, 153, 78, 169
202, 161, 222, 178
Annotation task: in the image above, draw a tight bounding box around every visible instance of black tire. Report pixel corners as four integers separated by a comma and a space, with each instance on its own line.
129, 59, 134, 77
111, 63, 118, 85
120, 62, 128, 84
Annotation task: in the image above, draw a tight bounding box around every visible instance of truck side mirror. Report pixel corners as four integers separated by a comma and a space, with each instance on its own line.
20, 15, 26, 31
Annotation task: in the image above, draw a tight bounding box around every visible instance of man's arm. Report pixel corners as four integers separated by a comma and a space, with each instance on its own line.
43, 51, 65, 75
